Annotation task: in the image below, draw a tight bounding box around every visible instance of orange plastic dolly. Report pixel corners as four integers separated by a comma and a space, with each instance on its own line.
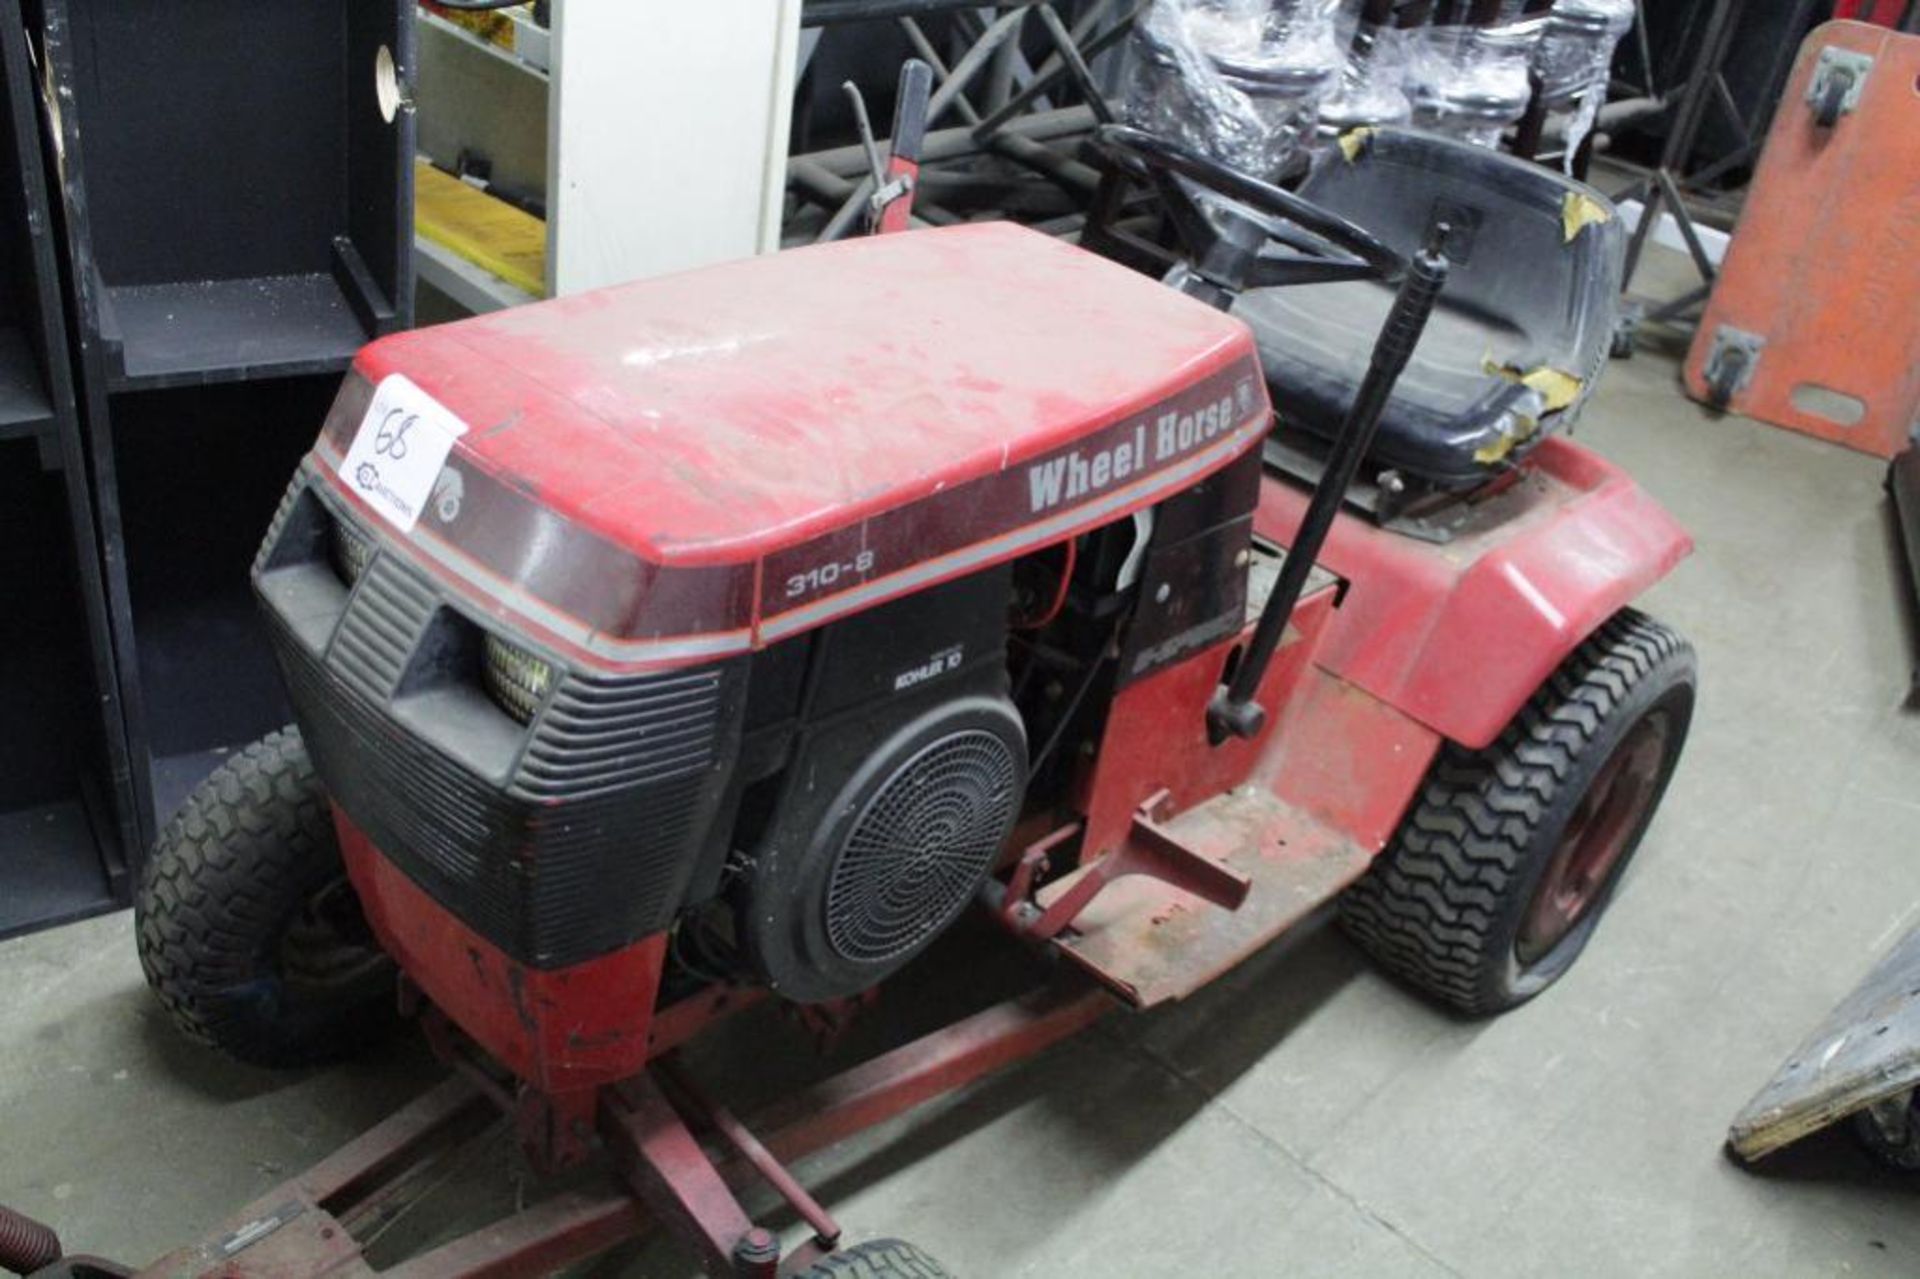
1683, 20, 1920, 459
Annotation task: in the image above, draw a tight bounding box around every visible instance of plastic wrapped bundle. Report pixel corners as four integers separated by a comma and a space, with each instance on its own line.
1533, 0, 1634, 169
1122, 0, 1346, 180
1319, 22, 1415, 132
1406, 16, 1548, 147
1533, 0, 1632, 102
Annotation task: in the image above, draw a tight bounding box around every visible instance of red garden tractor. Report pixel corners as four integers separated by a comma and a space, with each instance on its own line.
4, 121, 1695, 1279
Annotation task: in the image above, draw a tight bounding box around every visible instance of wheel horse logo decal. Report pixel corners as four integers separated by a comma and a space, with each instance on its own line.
758, 364, 1266, 622
1025, 381, 1251, 514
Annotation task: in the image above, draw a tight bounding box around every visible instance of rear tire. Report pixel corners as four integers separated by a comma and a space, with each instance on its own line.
1339, 609, 1695, 1015
793, 1238, 954, 1278
136, 727, 399, 1067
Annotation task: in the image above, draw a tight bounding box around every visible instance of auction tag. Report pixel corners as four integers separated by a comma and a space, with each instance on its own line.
336, 374, 470, 533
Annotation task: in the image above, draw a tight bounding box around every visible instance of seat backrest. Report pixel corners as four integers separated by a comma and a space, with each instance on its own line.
1301, 127, 1624, 401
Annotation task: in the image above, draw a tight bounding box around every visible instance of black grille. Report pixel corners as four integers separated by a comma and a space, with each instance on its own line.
516, 667, 727, 801
824, 729, 1021, 964
252, 480, 304, 577
256, 485, 742, 969
328, 556, 436, 701
270, 618, 737, 967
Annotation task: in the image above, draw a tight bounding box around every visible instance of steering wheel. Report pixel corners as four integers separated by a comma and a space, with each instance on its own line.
1092, 124, 1406, 301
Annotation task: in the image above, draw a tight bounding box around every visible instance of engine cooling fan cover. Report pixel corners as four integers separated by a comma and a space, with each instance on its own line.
742, 695, 1027, 1002
825, 726, 1021, 964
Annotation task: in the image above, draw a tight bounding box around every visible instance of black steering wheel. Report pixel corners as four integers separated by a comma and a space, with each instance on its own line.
1092, 124, 1406, 302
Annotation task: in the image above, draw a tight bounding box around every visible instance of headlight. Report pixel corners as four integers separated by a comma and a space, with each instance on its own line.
330, 519, 374, 586
483, 633, 555, 724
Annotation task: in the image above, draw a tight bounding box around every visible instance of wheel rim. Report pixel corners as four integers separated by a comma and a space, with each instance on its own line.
279, 876, 389, 994
1515, 710, 1672, 966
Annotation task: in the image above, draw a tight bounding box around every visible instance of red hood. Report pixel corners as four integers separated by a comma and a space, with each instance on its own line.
348, 222, 1259, 567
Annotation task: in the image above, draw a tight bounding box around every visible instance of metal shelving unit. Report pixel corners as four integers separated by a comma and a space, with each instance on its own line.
32, 0, 418, 854
37, 0, 416, 390
413, 0, 802, 314
0, 0, 135, 938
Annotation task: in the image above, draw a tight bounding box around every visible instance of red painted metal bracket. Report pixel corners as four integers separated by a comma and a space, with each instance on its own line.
109, 982, 1112, 1279
1010, 791, 1252, 944
604, 1075, 772, 1278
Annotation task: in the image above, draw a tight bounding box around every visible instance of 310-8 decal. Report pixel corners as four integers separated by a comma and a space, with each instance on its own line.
785, 549, 876, 599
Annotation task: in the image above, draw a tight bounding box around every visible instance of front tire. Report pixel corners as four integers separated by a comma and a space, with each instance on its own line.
793, 1238, 954, 1278
136, 727, 398, 1067
1339, 609, 1696, 1015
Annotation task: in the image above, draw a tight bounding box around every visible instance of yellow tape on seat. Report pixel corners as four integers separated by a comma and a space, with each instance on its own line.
1562, 191, 1612, 242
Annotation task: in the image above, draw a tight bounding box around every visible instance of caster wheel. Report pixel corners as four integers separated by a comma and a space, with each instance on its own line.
793, 1237, 955, 1278
1610, 320, 1637, 360
1853, 1090, 1920, 1172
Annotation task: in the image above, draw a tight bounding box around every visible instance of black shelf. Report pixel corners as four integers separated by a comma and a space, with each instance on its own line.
0, 801, 115, 942
0, 433, 129, 933
38, 0, 416, 389
92, 377, 343, 849
0, 0, 135, 938
0, 326, 53, 440
99, 273, 375, 392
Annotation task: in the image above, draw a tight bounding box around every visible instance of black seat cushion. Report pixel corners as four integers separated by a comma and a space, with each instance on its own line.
1232, 128, 1624, 488
1237, 278, 1540, 486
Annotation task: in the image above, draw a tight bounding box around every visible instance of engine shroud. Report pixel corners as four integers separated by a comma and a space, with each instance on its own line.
261, 472, 1028, 999
733, 565, 1027, 1003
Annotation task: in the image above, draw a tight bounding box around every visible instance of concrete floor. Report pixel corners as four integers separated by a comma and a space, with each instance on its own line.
5, 302, 1920, 1277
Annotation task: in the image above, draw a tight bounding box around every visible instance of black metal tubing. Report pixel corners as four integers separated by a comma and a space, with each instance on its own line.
1620, 0, 1748, 289
803, 0, 1027, 26
898, 16, 983, 125
1207, 228, 1453, 743
971, 3, 1142, 140
794, 104, 1095, 181
1030, 3, 1114, 125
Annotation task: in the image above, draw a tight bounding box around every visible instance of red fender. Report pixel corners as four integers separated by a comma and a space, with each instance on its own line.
1255, 437, 1693, 751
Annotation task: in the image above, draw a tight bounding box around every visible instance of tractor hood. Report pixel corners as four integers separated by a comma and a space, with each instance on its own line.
308, 222, 1267, 666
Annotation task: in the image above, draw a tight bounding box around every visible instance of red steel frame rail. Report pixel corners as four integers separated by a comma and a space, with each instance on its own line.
108, 981, 1111, 1279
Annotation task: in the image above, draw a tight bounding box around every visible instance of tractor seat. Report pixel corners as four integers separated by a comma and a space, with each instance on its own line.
1233, 127, 1624, 490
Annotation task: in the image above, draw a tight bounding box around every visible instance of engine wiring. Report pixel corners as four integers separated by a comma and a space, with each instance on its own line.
1014, 537, 1078, 631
